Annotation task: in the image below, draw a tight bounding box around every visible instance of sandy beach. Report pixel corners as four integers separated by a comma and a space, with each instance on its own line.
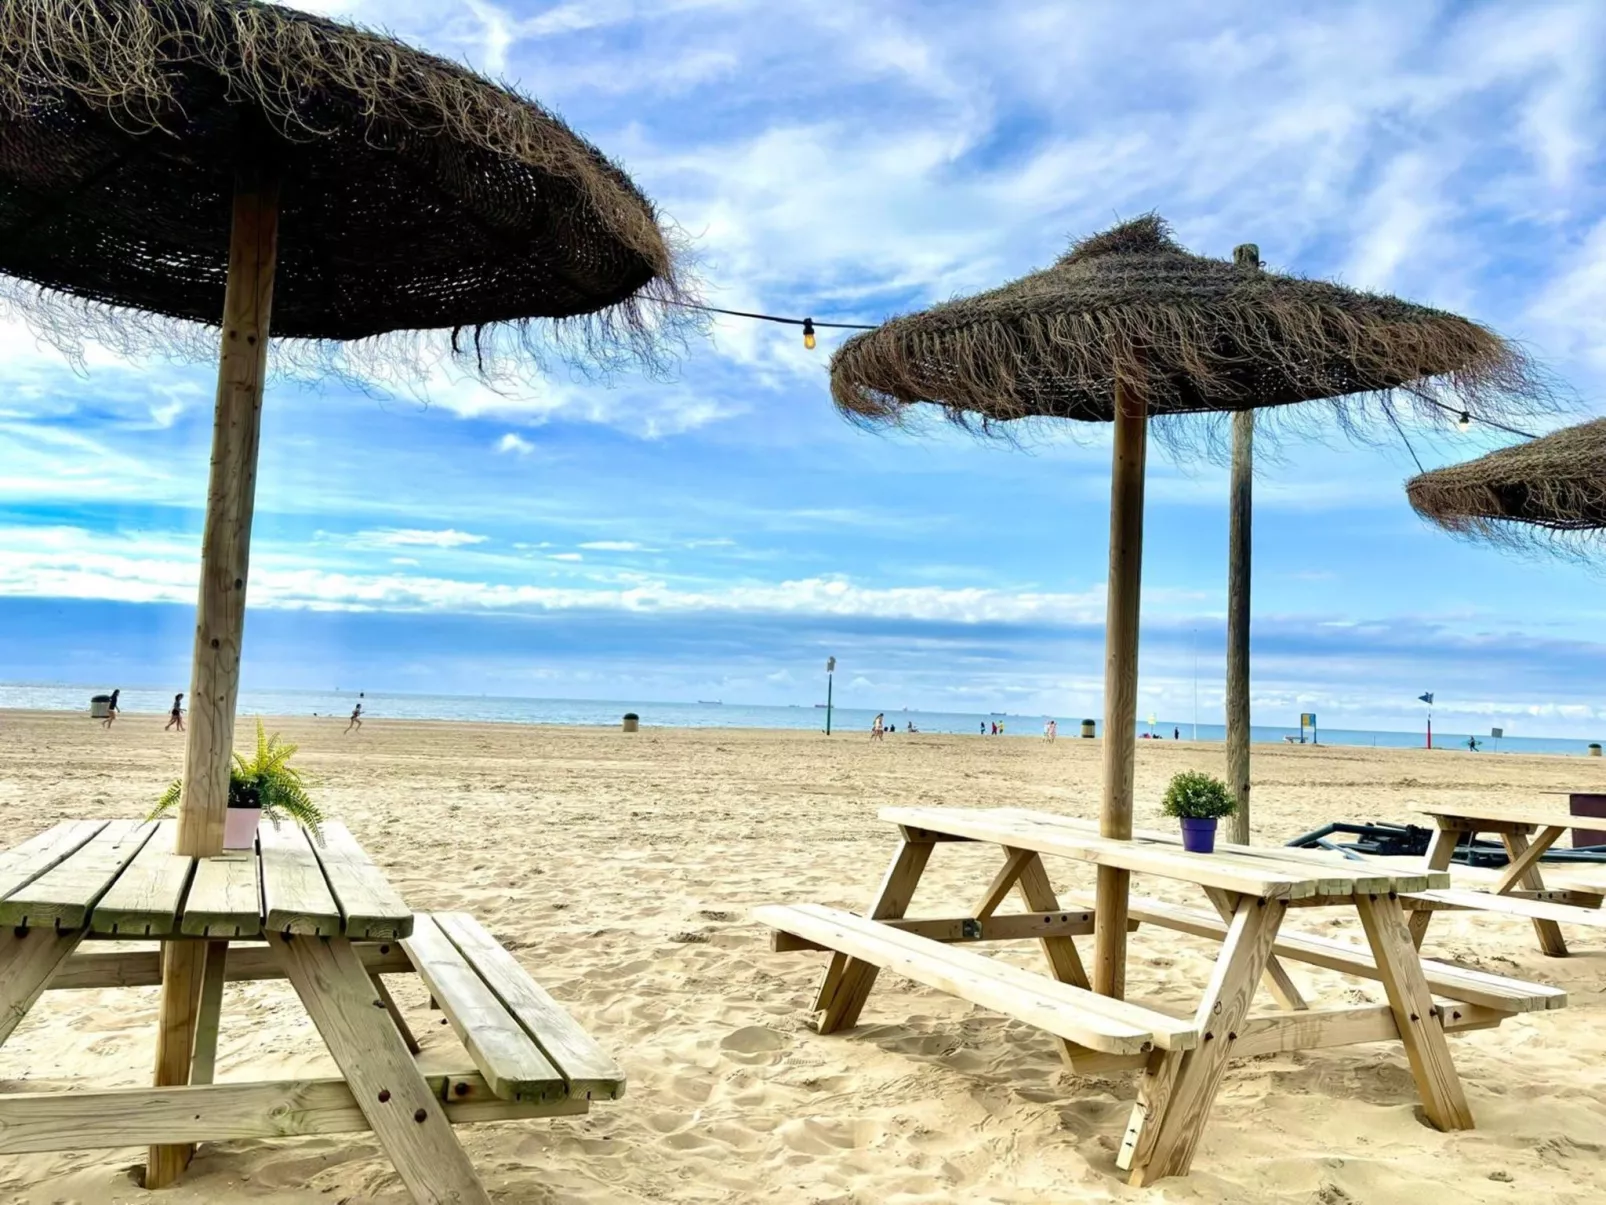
1, 710, 1604, 1203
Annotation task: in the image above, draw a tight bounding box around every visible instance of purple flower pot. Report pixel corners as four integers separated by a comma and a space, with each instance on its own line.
1180, 817, 1218, 853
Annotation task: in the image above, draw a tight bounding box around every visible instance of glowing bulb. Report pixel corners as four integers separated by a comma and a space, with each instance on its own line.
802, 318, 817, 350
1457, 411, 1472, 431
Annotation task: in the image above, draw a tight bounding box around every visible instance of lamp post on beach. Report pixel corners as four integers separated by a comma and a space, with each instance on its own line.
825, 657, 836, 735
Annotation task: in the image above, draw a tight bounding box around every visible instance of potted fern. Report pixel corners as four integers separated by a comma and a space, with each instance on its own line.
152, 719, 323, 848
1161, 770, 1236, 853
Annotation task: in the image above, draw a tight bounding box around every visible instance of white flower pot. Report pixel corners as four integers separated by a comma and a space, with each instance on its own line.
224, 806, 261, 850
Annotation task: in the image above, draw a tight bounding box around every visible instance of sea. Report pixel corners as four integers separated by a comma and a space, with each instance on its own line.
2, 683, 1599, 757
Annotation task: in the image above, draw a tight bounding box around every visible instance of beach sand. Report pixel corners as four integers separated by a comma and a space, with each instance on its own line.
1, 709, 1604, 1203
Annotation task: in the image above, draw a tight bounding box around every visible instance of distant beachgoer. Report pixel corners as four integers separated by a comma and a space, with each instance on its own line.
871, 713, 885, 742
980, 721, 986, 735
1045, 719, 1057, 742
1174, 727, 1180, 741
990, 721, 997, 735
102, 689, 120, 728
165, 692, 185, 732
345, 702, 363, 733
999, 721, 1005, 736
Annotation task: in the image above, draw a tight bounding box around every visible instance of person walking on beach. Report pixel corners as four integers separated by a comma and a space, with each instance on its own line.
1174, 727, 1180, 741
980, 721, 986, 736
871, 713, 885, 742
101, 689, 120, 728
1044, 718, 1057, 742
345, 702, 363, 733
165, 692, 184, 732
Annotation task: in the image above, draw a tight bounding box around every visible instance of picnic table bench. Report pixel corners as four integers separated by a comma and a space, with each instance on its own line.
759, 805, 1564, 1186
1404, 803, 1606, 957
0, 818, 622, 1204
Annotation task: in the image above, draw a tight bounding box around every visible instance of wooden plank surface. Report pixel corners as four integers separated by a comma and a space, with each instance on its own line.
1062, 889, 1566, 1013
1403, 888, 1606, 927
258, 822, 341, 936
881, 807, 1321, 899
307, 822, 413, 940
1500, 831, 1568, 956
1409, 824, 1461, 947
181, 850, 261, 937
433, 912, 626, 1101
275, 935, 491, 1205
1417, 802, 1585, 830
758, 903, 1197, 1054
0, 927, 84, 1047
402, 914, 566, 1102
1233, 1002, 1507, 1058
0, 1072, 585, 1154
814, 837, 932, 1033
50, 941, 412, 991
1204, 886, 1307, 1011
90, 820, 193, 937
1354, 893, 1474, 1131
0, 820, 155, 931
0, 822, 109, 902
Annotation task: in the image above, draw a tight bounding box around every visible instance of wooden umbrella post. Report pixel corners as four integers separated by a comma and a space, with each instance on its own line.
1225, 243, 1260, 847
147, 142, 280, 1190
1094, 377, 1148, 1000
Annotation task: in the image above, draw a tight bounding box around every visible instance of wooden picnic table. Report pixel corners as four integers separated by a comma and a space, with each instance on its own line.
0, 818, 623, 1204
1408, 803, 1606, 957
759, 805, 1565, 1186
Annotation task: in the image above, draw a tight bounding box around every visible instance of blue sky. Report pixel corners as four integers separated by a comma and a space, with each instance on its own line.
5, 0, 1606, 735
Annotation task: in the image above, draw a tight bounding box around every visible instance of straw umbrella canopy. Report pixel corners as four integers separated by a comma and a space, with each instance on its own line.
1406, 417, 1606, 554
0, 0, 682, 1187
832, 214, 1547, 999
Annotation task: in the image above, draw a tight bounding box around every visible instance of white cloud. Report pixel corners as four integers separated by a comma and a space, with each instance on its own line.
578, 540, 645, 551
497, 433, 535, 455
350, 528, 489, 549
549, 552, 584, 562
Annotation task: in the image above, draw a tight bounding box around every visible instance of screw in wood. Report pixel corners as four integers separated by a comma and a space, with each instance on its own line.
378, 1089, 391, 1103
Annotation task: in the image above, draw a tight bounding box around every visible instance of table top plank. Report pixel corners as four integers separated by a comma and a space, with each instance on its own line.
90, 820, 192, 937
308, 821, 412, 940
1418, 802, 1581, 831
883, 807, 1320, 899
0, 820, 156, 931
181, 849, 262, 937
258, 822, 342, 936
993, 809, 1449, 895
0, 821, 110, 903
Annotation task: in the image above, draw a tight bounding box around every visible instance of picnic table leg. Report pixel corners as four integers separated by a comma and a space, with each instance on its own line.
1126, 894, 1285, 1185
1203, 887, 1305, 1011
1408, 824, 1459, 949
1117, 1047, 1183, 1174
1498, 828, 1568, 957
814, 837, 933, 1034
148, 940, 212, 1187
1354, 892, 1474, 1132
275, 935, 491, 1205
0, 927, 84, 1048
190, 940, 230, 1085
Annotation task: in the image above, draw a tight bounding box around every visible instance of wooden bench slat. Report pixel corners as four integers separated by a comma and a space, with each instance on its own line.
757, 903, 1196, 1054
0, 820, 155, 931
880, 807, 1320, 899
258, 823, 341, 936
0, 821, 110, 903
309, 822, 412, 940
1403, 887, 1606, 928
401, 914, 566, 1102
90, 820, 192, 937
181, 850, 262, 937
432, 912, 625, 1101
1063, 891, 1566, 1014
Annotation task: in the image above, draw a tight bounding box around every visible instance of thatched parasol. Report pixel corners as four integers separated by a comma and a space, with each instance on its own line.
832, 215, 1549, 1001
1407, 417, 1606, 554
0, 0, 682, 1190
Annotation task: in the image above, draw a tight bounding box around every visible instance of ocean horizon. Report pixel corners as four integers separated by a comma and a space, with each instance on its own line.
4, 682, 1598, 757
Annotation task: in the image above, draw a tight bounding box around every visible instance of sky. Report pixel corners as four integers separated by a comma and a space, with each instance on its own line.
5, 0, 1606, 736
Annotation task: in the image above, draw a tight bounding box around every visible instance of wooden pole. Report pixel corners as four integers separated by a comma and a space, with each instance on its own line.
1094, 377, 1147, 1000
1225, 243, 1259, 847
147, 135, 280, 1191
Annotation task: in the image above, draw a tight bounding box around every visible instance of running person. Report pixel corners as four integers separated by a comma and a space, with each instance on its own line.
345, 702, 363, 733
165, 692, 184, 732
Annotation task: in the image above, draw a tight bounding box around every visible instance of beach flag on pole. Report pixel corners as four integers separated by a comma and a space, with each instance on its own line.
1419, 693, 1434, 748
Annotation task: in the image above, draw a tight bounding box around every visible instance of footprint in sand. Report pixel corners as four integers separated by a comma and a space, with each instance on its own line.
720, 1025, 788, 1061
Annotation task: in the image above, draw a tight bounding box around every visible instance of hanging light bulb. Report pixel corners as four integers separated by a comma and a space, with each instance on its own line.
802, 318, 817, 350
1457, 411, 1472, 431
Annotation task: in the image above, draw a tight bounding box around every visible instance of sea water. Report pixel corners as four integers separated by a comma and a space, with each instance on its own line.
1, 683, 1597, 756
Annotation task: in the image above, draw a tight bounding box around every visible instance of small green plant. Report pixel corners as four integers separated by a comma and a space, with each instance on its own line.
1161, 771, 1236, 820
151, 719, 324, 835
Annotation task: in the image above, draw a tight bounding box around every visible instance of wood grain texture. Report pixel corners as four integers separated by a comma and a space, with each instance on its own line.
190, 941, 229, 1085
0, 1073, 585, 1155
275, 935, 491, 1204
307, 822, 413, 939
258, 822, 341, 936
1096, 380, 1147, 998
91, 820, 192, 937
972, 847, 1034, 920
0, 822, 108, 903
0, 927, 84, 1048
1499, 830, 1567, 956
181, 851, 261, 938
0, 820, 154, 931
147, 939, 210, 1187
813, 838, 933, 1033
401, 914, 565, 1103
1204, 885, 1306, 1011
433, 912, 625, 1100
51, 941, 412, 990
1409, 824, 1460, 947
1354, 892, 1475, 1131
